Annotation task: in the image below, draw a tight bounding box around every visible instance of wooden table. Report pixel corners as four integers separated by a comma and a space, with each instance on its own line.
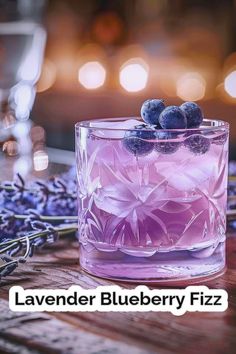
0, 233, 236, 354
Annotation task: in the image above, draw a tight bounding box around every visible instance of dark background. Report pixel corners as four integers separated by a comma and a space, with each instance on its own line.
2, 0, 236, 157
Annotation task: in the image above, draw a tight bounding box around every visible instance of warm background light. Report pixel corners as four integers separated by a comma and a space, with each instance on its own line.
78, 61, 106, 89
5, 0, 236, 163
224, 71, 236, 98
119, 58, 149, 92
37, 59, 57, 93
176, 72, 206, 101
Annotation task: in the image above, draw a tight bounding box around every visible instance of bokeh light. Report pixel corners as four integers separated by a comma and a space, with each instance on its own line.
37, 59, 57, 93
224, 71, 236, 98
119, 58, 149, 92
33, 150, 49, 171
176, 72, 206, 101
78, 61, 106, 89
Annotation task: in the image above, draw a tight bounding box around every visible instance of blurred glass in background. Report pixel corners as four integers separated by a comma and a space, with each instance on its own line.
0, 0, 46, 179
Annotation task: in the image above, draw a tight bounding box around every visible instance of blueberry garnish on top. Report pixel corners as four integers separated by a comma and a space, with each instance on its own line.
122, 124, 156, 156
122, 98, 206, 156
141, 99, 165, 125
180, 102, 203, 128
159, 106, 187, 129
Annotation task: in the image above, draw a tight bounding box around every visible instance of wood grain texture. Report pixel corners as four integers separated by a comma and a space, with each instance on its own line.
0, 299, 152, 354
0, 236, 236, 354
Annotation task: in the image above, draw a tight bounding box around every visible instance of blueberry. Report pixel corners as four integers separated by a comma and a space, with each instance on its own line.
122, 125, 155, 156
184, 134, 210, 155
159, 106, 187, 129
180, 102, 203, 128
155, 131, 181, 154
141, 99, 165, 125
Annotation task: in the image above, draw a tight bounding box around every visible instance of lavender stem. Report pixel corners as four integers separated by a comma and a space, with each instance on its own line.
0, 223, 78, 254
13, 214, 78, 221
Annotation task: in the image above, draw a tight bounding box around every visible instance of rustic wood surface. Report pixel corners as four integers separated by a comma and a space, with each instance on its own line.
0, 234, 236, 354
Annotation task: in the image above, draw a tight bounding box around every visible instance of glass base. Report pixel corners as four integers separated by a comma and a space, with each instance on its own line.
79, 241, 225, 284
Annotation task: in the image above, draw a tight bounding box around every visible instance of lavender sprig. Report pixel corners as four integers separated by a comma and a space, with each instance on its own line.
0, 168, 78, 279
0, 223, 77, 280
1, 209, 78, 222
0, 169, 77, 240
0, 171, 77, 217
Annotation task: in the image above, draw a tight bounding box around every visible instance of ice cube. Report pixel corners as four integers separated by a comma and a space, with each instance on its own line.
156, 150, 217, 191
91, 119, 141, 139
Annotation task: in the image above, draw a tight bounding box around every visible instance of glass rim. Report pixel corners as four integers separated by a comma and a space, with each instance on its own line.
75, 117, 229, 133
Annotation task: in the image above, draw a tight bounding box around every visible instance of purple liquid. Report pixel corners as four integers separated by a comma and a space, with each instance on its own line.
77, 119, 228, 282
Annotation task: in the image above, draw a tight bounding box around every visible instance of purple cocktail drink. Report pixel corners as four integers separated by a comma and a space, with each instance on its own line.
76, 117, 229, 282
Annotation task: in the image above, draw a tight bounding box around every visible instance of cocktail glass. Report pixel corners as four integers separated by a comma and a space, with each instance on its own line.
76, 118, 229, 282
